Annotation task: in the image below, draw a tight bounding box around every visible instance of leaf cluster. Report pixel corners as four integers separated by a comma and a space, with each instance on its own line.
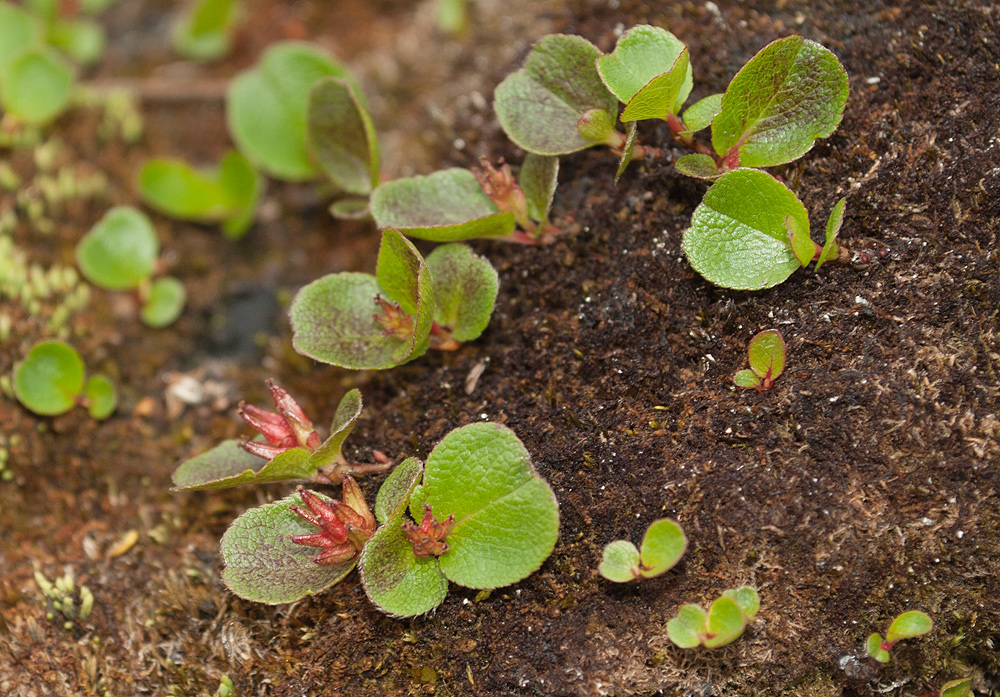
733, 329, 786, 391
13, 340, 116, 419
598, 518, 687, 583
666, 586, 760, 649
866, 610, 933, 663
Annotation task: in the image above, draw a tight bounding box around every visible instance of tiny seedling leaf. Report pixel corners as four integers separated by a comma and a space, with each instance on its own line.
746, 329, 786, 385
83, 375, 116, 419
307, 76, 379, 196
867, 633, 890, 663
374, 457, 424, 525
667, 604, 708, 649
703, 596, 747, 648
519, 154, 559, 224
576, 108, 616, 144
306, 388, 363, 469
786, 213, 815, 267
13, 340, 85, 416
141, 276, 186, 328
596, 25, 692, 116
227, 42, 354, 181
815, 197, 846, 270
370, 169, 515, 242
886, 610, 933, 643
598, 540, 641, 583
139, 158, 233, 220
733, 369, 761, 389
494, 34, 617, 155
712, 36, 849, 167
173, 0, 238, 61
171, 440, 316, 491
637, 518, 687, 578
0, 5, 44, 68
425, 244, 498, 342
681, 93, 723, 135
77, 206, 159, 290
0, 46, 74, 125
620, 49, 690, 123
49, 19, 106, 66
615, 121, 638, 184
722, 586, 760, 619
682, 168, 807, 290
940, 678, 973, 697
674, 153, 720, 180
220, 491, 357, 604
217, 150, 262, 238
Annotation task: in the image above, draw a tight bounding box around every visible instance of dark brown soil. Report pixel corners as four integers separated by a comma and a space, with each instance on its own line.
2, 1, 998, 696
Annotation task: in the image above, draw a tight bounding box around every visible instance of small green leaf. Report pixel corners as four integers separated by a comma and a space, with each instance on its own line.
620, 49, 690, 123
172, 0, 238, 61
220, 491, 357, 604
733, 369, 761, 389
141, 276, 186, 328
374, 457, 424, 525
13, 340, 85, 416
712, 36, 849, 167
227, 42, 354, 181
598, 540, 640, 583
217, 150, 262, 238
666, 604, 707, 649
375, 229, 425, 316
747, 329, 786, 384
49, 19, 106, 66
494, 34, 617, 155
519, 154, 559, 224
674, 153, 720, 180
786, 214, 814, 267
867, 633, 890, 663
358, 514, 448, 617
722, 586, 760, 619
615, 121, 638, 184
886, 610, 933, 643
0, 5, 44, 68
171, 440, 316, 491
682, 169, 807, 290
703, 596, 747, 648
77, 206, 158, 290
83, 374, 116, 419
138, 159, 232, 220
425, 244, 498, 342
290, 272, 428, 370
681, 93, 723, 135
411, 423, 559, 590
307, 76, 379, 196
596, 25, 692, 116
815, 197, 846, 270
370, 169, 515, 242
940, 678, 973, 697
576, 108, 616, 144
638, 518, 687, 579
0, 46, 74, 125
306, 389, 362, 469
329, 197, 370, 220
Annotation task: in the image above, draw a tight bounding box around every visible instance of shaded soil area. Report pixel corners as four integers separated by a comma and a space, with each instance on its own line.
1, 0, 998, 696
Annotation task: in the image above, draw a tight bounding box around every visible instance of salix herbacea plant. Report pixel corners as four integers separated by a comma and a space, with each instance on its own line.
598, 518, 687, 583
138, 150, 262, 239
734, 329, 786, 391
75, 206, 187, 327
13, 340, 117, 419
866, 610, 933, 663
666, 586, 760, 649
290, 228, 498, 370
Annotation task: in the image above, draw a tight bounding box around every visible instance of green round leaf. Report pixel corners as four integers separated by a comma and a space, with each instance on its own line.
13, 340, 85, 416
598, 540, 640, 583
712, 36, 849, 167
494, 34, 617, 155
674, 153, 721, 180
76, 206, 159, 290
0, 5, 44, 68
940, 678, 973, 697
171, 440, 316, 491
703, 596, 747, 648
138, 158, 233, 220
172, 0, 238, 61
227, 42, 353, 181
638, 518, 687, 578
681, 93, 723, 135
370, 169, 515, 242
867, 633, 890, 663
620, 49, 690, 123
596, 25, 693, 116
307, 76, 379, 196
425, 244, 498, 342
359, 515, 448, 617
722, 586, 760, 619
667, 604, 707, 649
0, 46, 74, 125
307, 388, 363, 470
141, 276, 186, 328
519, 154, 559, 224
747, 329, 786, 383
374, 457, 424, 526
49, 19, 106, 66
411, 423, 559, 590
220, 491, 357, 604
733, 369, 762, 389
83, 374, 116, 419
682, 169, 806, 290
886, 610, 933, 643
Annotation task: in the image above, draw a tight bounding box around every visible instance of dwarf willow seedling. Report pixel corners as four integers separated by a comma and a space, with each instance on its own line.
75, 206, 187, 327
866, 610, 933, 663
138, 150, 261, 239
13, 340, 116, 419
599, 518, 687, 583
290, 228, 498, 370
172, 0, 241, 61
734, 329, 786, 391
0, 45, 74, 125
937, 678, 973, 697
666, 586, 760, 649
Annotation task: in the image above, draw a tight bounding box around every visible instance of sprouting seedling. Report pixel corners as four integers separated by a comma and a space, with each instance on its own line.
866, 610, 933, 663
171, 382, 388, 491
666, 586, 760, 649
290, 228, 498, 370
138, 150, 262, 239
734, 329, 786, 391
682, 169, 847, 290
598, 518, 687, 583
172, 0, 242, 61
0, 45, 74, 126
75, 206, 187, 327
13, 340, 117, 419
369, 156, 559, 245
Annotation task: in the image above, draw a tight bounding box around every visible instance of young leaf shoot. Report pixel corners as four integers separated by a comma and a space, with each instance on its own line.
599, 518, 687, 583
13, 340, 116, 419
734, 329, 786, 391
866, 610, 933, 663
